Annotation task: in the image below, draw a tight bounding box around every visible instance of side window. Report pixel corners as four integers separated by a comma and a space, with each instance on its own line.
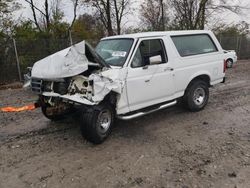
171, 34, 218, 57
131, 39, 167, 68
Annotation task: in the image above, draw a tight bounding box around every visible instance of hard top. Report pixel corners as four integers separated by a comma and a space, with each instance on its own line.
101, 30, 213, 40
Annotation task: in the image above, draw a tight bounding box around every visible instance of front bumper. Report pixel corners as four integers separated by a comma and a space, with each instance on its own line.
42, 92, 96, 106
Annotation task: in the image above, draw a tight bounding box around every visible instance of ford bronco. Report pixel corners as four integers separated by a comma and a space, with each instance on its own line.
27, 30, 226, 144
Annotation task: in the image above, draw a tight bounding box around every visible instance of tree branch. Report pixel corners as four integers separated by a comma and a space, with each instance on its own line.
69, 0, 79, 30
24, 0, 42, 31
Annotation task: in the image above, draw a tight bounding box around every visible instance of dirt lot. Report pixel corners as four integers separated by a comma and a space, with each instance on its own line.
0, 60, 250, 188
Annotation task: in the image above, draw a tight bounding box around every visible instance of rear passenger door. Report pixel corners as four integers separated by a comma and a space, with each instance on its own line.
126, 37, 176, 112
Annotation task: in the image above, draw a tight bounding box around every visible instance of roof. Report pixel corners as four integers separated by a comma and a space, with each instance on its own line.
102, 30, 212, 40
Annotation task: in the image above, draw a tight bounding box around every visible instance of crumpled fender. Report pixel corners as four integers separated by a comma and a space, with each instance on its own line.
89, 68, 126, 103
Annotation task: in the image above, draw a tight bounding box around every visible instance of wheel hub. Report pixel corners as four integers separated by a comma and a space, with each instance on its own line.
97, 110, 112, 133
193, 87, 206, 106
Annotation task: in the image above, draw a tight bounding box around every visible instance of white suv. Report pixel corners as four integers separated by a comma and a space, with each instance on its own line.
29, 30, 226, 144
223, 50, 237, 68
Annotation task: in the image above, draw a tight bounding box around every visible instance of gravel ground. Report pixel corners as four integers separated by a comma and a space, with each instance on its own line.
0, 60, 250, 188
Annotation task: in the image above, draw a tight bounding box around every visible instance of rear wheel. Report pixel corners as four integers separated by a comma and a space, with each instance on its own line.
184, 80, 209, 112
80, 103, 114, 144
226, 59, 233, 68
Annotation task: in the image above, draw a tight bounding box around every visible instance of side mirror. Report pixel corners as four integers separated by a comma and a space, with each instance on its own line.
149, 55, 162, 65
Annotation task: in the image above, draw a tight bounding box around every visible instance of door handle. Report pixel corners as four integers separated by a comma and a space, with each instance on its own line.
164, 67, 174, 71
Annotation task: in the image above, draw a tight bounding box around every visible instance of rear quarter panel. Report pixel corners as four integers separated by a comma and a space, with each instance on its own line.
168, 32, 225, 97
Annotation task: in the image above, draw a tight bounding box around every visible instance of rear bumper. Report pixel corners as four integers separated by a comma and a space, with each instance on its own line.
233, 56, 237, 63
221, 77, 226, 83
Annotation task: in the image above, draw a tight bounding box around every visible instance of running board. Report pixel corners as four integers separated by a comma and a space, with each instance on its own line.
117, 100, 177, 120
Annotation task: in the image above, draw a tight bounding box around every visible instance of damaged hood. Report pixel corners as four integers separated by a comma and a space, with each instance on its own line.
31, 41, 109, 79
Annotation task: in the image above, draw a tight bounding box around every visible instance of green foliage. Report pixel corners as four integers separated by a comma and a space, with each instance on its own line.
71, 14, 105, 45
13, 21, 37, 39
1, 19, 70, 82
50, 7, 70, 39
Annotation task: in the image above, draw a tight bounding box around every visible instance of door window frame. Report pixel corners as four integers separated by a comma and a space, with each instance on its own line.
128, 37, 168, 69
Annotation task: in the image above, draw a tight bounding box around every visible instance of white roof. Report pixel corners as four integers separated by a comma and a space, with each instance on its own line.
102, 30, 212, 40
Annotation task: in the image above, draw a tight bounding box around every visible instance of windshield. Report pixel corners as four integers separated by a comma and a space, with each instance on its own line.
95, 39, 134, 67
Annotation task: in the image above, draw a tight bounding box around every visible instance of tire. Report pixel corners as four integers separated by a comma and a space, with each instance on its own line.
80, 103, 114, 144
183, 80, 209, 112
226, 59, 233, 68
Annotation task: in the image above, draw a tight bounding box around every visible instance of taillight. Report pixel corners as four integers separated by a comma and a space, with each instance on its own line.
223, 59, 226, 73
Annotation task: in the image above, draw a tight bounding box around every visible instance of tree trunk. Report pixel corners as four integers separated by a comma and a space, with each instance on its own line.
45, 0, 50, 31
106, 0, 113, 36
160, 0, 165, 31
114, 0, 121, 34
26, 0, 41, 31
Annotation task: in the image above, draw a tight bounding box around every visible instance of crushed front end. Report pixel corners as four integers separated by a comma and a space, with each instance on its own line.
27, 41, 123, 118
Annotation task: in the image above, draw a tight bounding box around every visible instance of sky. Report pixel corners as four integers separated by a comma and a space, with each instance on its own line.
16, 0, 250, 30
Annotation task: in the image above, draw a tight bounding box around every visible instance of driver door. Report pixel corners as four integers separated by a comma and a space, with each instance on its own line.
126, 38, 176, 112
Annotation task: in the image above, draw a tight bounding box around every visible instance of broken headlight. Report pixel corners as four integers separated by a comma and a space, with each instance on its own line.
42, 80, 69, 95
54, 81, 69, 95
68, 75, 93, 98
43, 81, 53, 92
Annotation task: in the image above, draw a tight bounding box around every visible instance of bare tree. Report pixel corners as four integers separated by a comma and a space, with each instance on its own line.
159, 0, 165, 30
87, 0, 130, 36
170, 0, 248, 30
69, 0, 79, 31
44, 0, 50, 31
24, 0, 48, 31
88, 0, 113, 36
24, 0, 79, 33
170, 0, 209, 30
113, 0, 130, 35
140, 0, 168, 31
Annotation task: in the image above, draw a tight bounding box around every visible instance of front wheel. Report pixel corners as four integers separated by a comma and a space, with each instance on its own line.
80, 103, 114, 144
184, 80, 209, 112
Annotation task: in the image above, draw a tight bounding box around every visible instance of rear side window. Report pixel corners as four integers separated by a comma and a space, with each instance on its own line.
171, 34, 218, 57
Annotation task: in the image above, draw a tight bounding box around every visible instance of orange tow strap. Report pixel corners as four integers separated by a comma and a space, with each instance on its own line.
1, 104, 37, 112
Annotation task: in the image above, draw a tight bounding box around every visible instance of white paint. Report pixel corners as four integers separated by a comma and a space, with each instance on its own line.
224, 50, 238, 64
31, 41, 90, 79
31, 30, 225, 116
42, 92, 95, 105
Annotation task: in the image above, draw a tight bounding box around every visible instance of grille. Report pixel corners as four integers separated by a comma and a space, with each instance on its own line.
31, 78, 43, 93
